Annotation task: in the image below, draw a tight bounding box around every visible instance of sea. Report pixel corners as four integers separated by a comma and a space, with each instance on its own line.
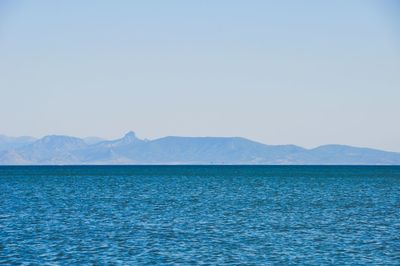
0, 166, 399, 265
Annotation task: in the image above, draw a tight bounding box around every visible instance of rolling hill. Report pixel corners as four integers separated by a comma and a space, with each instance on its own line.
1, 132, 399, 165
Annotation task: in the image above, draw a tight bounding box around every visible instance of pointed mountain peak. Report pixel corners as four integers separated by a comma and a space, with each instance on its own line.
119, 131, 142, 144
124, 131, 136, 139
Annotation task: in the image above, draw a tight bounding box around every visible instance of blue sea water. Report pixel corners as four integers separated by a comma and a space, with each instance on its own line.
0, 166, 399, 265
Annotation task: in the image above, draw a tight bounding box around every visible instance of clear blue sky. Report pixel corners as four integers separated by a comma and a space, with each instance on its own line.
1, 1, 400, 151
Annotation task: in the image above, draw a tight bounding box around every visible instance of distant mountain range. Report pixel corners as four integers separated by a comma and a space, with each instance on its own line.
0, 132, 399, 165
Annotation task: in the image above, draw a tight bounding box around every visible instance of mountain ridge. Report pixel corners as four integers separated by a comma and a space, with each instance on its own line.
0, 132, 400, 165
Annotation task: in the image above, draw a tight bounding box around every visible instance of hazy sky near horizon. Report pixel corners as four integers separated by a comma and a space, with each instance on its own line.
1, 1, 400, 151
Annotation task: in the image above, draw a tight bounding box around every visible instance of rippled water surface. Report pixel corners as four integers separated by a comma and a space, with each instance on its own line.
1, 166, 399, 265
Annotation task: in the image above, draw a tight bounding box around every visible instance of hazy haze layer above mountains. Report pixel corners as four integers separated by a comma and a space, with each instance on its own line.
1, 132, 400, 165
